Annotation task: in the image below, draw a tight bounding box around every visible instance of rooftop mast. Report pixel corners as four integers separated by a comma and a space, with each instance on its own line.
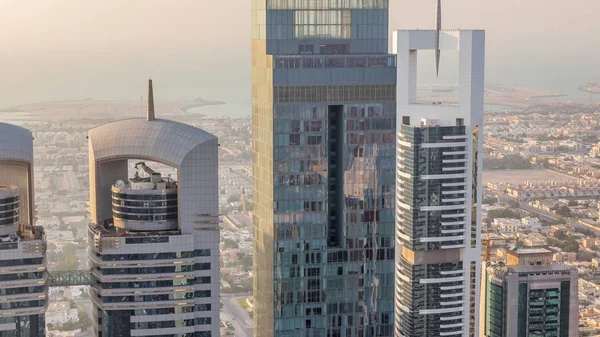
147, 79, 155, 121
435, 0, 442, 77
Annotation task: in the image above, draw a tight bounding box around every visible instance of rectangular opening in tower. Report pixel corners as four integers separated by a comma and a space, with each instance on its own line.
416, 50, 459, 105
327, 105, 344, 248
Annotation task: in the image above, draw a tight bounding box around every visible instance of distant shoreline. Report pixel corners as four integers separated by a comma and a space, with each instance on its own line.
578, 86, 600, 95
0, 98, 226, 122
529, 94, 568, 99
178, 101, 225, 115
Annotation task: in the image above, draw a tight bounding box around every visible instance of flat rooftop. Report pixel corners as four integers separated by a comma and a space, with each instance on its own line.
510, 263, 571, 274
89, 223, 181, 238
511, 247, 553, 254
0, 185, 18, 192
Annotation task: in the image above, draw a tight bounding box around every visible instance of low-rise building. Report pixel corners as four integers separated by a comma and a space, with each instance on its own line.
521, 233, 547, 247
579, 307, 600, 336
493, 218, 522, 233
45, 302, 78, 325
521, 216, 542, 230
554, 251, 577, 263
484, 234, 507, 247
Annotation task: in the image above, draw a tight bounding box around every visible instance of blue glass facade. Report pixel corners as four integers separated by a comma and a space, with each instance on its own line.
252, 1, 396, 336
0, 314, 45, 337
483, 254, 578, 337
484, 273, 572, 337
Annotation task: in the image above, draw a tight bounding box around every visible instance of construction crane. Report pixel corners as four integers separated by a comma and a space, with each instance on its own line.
482, 220, 491, 262
483, 226, 520, 262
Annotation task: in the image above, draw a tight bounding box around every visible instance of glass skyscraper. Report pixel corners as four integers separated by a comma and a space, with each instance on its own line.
251, 1, 396, 336
482, 247, 578, 337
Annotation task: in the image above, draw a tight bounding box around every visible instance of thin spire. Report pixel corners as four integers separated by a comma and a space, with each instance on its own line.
435, 0, 442, 77
147, 79, 155, 121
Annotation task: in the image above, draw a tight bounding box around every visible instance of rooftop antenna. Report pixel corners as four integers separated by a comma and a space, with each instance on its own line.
147, 79, 155, 121
435, 0, 442, 77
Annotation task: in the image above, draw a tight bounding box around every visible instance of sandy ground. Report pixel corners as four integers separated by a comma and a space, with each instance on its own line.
420, 85, 566, 109
0, 98, 223, 121
483, 169, 577, 186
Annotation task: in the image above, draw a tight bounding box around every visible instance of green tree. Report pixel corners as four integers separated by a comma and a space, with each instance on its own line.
227, 195, 241, 203
575, 228, 598, 238
223, 238, 239, 250
77, 309, 92, 329
583, 135, 598, 143
555, 205, 571, 218
237, 252, 253, 272
55, 243, 79, 271
554, 230, 568, 241
563, 237, 580, 253
482, 197, 498, 205
487, 209, 521, 223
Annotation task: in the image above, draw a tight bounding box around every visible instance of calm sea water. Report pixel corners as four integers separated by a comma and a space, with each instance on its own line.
188, 103, 525, 119
0, 70, 596, 121
185, 102, 250, 119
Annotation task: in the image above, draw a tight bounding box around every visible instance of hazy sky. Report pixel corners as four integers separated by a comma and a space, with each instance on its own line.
1, 0, 599, 108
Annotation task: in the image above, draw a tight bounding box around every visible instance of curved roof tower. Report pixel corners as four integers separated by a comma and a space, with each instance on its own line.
87, 80, 219, 337
0, 123, 34, 226
0, 122, 47, 336
88, 81, 218, 233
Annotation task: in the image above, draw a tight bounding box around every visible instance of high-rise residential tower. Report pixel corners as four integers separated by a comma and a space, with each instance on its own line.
482, 247, 578, 337
87, 81, 219, 337
393, 20, 485, 337
0, 123, 47, 336
251, 1, 396, 336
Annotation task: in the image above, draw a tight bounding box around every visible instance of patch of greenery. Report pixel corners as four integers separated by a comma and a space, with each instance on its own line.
237, 297, 250, 310
486, 208, 521, 223
555, 205, 571, 218
484, 154, 531, 170
575, 228, 598, 238
482, 197, 498, 205
548, 235, 580, 253
54, 243, 79, 271
223, 238, 239, 249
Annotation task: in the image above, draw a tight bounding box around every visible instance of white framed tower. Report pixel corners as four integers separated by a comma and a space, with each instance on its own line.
393, 28, 485, 337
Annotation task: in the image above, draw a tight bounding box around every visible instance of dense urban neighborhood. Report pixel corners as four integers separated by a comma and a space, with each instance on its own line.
5, 99, 600, 336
